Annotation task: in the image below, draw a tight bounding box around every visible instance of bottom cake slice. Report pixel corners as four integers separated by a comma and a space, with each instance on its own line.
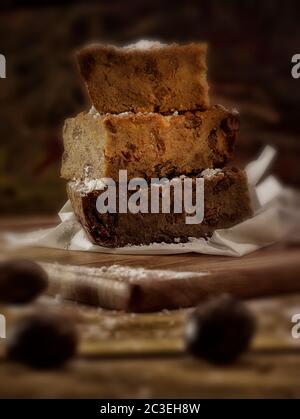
67, 167, 253, 248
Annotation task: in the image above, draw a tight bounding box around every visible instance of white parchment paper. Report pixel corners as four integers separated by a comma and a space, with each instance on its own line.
4, 146, 300, 256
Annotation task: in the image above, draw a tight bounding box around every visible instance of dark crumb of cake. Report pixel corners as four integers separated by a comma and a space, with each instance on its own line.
67, 167, 252, 248
185, 294, 256, 365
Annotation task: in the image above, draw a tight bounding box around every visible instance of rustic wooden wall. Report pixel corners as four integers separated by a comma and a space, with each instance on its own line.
0, 0, 300, 214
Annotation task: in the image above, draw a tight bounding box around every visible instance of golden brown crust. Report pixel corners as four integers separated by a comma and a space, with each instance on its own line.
61, 106, 239, 181
77, 42, 209, 113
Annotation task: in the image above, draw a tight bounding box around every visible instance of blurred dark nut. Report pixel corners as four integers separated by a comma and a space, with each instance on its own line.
185, 294, 256, 365
7, 311, 78, 369
0, 259, 48, 304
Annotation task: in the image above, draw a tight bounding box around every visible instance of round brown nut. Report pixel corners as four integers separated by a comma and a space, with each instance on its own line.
0, 259, 48, 304
185, 294, 256, 365
7, 311, 78, 369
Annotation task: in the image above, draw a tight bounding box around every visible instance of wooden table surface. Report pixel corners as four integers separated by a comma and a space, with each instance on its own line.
0, 216, 300, 398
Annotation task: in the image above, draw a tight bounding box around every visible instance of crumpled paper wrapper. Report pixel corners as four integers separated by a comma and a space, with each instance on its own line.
4, 146, 300, 256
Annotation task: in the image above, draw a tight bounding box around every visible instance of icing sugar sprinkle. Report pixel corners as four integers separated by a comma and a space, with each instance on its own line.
42, 262, 207, 283
89, 106, 101, 118
124, 40, 165, 50
69, 178, 106, 194
200, 168, 223, 178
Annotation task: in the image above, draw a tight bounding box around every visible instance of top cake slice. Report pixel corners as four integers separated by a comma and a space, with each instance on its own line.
77, 41, 209, 114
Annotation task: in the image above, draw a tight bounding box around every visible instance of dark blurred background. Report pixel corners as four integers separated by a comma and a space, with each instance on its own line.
1, 0, 300, 214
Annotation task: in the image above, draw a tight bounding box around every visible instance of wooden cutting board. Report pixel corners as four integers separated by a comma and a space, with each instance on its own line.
35, 248, 300, 312
1, 216, 300, 312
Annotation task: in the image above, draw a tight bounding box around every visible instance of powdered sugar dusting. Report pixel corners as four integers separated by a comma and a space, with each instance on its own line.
42, 262, 207, 284
88, 106, 101, 118
69, 166, 224, 195
69, 178, 106, 194
89, 109, 189, 119
124, 40, 166, 50
107, 111, 159, 119
200, 168, 223, 178
88, 108, 161, 119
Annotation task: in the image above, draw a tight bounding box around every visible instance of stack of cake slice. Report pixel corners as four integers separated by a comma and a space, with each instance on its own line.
61, 41, 253, 247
